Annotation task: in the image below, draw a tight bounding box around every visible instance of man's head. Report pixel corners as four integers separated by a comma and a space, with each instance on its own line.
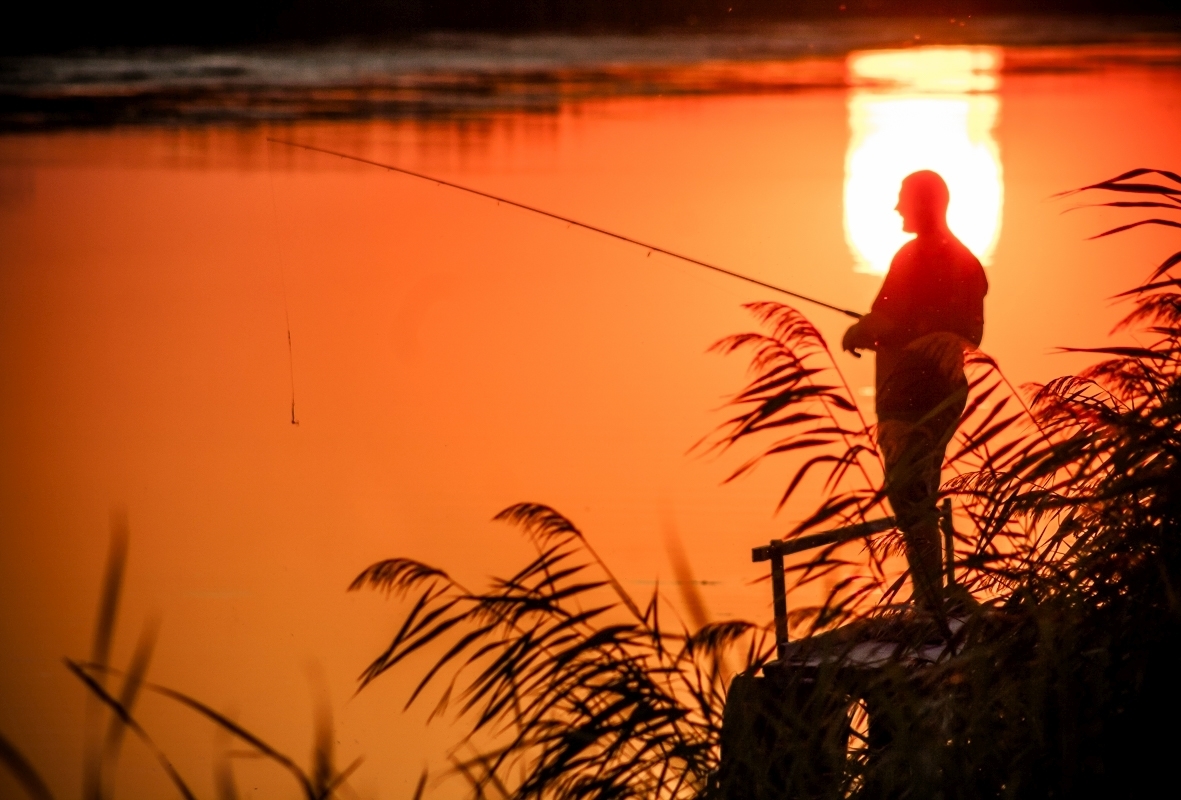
896, 170, 951, 235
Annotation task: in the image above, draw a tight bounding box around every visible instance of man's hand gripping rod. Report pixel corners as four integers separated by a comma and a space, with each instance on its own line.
267, 138, 865, 353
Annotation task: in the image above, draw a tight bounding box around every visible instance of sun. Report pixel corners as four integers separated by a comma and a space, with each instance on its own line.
844, 47, 1004, 274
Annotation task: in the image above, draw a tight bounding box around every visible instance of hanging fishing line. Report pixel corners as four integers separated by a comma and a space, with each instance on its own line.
266, 138, 864, 322
266, 142, 300, 426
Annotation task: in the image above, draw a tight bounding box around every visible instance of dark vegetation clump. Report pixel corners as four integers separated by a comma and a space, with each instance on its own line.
8, 0, 1178, 53
346, 168, 1181, 799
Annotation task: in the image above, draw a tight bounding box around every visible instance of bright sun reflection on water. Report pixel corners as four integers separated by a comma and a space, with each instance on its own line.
844, 47, 1003, 274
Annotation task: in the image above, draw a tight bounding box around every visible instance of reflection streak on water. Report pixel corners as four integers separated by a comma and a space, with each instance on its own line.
844, 46, 1003, 274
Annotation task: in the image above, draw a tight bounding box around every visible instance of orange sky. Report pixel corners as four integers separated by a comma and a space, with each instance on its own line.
1, 45, 1180, 799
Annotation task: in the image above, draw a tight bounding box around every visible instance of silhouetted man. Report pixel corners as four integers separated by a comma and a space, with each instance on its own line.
842, 171, 987, 614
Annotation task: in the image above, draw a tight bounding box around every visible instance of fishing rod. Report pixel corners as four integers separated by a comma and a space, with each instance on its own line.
267, 138, 864, 322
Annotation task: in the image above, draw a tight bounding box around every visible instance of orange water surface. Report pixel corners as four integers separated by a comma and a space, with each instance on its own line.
2, 43, 1180, 799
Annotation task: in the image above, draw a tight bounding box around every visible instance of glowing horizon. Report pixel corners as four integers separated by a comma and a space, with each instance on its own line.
844, 47, 1004, 274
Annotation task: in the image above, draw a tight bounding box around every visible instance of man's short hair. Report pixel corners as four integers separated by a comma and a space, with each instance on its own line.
902, 170, 950, 215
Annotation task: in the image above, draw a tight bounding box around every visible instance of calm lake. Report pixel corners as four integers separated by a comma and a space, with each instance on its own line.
2, 29, 1181, 798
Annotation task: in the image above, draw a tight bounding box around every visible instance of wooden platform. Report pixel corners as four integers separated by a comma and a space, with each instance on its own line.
714, 503, 963, 799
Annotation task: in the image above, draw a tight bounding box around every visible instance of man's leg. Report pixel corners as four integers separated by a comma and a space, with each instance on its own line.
879, 421, 944, 614
875, 340, 969, 615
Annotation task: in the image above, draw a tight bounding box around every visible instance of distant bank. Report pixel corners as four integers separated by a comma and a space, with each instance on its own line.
3, 16, 1180, 131
4, 0, 1179, 54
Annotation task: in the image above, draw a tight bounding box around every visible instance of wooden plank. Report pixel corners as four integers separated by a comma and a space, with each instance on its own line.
752, 517, 896, 563
770, 547, 788, 654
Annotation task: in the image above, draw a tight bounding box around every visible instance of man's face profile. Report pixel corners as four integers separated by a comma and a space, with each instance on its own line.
896, 183, 922, 234
894, 171, 950, 235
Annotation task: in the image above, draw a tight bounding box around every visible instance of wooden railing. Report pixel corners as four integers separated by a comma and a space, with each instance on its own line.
752, 499, 955, 660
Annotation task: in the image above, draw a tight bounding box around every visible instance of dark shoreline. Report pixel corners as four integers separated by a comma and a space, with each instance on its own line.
6, 0, 1180, 53
3, 16, 1179, 132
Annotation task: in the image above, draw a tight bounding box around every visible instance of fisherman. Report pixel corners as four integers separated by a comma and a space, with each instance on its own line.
841, 170, 987, 614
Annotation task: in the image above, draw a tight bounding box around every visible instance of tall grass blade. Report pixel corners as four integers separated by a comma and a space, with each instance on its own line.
213, 720, 241, 800
308, 664, 334, 799
65, 659, 197, 800
91, 509, 128, 680
323, 756, 364, 798
101, 615, 159, 796
0, 730, 55, 800
84, 507, 129, 800
78, 662, 320, 800
663, 519, 709, 632
143, 681, 316, 799
411, 768, 428, 800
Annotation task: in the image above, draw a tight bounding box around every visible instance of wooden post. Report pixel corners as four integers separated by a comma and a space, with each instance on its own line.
940, 498, 956, 589
769, 543, 788, 660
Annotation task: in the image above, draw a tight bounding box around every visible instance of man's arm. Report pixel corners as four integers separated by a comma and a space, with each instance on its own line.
842, 310, 898, 353
844, 245, 910, 354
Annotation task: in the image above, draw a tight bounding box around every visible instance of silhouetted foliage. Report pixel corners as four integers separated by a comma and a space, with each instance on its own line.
0, 513, 364, 800
351, 502, 772, 799
353, 168, 1181, 799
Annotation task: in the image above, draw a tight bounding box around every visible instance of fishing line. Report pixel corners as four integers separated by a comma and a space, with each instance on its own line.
266, 138, 864, 322
266, 142, 300, 426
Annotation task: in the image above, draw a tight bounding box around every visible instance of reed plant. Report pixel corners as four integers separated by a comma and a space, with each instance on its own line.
0, 511, 363, 800
350, 168, 1181, 799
